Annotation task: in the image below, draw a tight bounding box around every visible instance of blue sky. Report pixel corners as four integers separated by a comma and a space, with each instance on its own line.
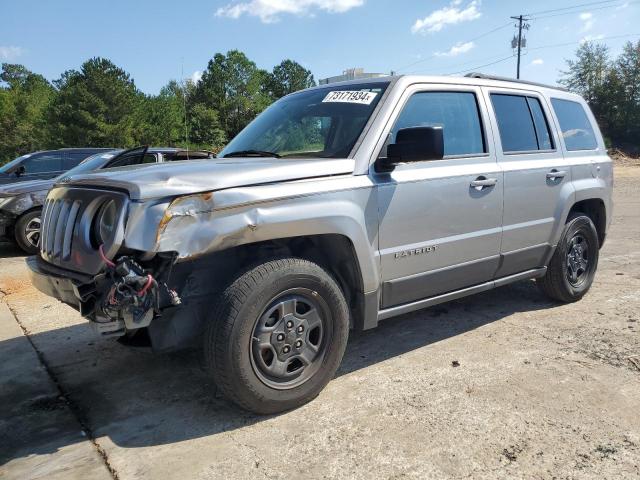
2, 0, 639, 94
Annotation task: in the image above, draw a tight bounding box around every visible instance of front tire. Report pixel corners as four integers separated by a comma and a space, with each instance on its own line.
537, 213, 599, 303
204, 258, 349, 414
14, 209, 42, 255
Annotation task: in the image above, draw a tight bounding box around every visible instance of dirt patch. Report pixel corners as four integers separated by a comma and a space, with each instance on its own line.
0, 276, 32, 296
609, 149, 640, 167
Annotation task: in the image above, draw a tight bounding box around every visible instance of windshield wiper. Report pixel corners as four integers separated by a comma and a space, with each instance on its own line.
222, 150, 281, 158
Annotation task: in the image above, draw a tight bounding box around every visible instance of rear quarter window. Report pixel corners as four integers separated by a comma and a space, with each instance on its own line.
551, 98, 598, 151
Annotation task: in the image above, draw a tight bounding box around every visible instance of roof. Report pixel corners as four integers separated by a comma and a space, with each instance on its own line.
303, 73, 571, 96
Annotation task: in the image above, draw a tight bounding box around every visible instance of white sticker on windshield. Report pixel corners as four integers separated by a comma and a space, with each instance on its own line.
322, 90, 378, 105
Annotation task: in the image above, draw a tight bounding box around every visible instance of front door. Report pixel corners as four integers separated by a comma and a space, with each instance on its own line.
374, 85, 503, 309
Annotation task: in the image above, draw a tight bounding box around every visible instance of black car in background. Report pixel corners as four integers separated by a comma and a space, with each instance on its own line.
0, 146, 216, 253
0, 148, 114, 186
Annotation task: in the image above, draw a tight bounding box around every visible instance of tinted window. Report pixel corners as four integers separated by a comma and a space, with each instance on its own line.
58, 151, 121, 178
527, 98, 553, 150
21, 152, 63, 174
109, 152, 156, 168
551, 98, 598, 151
390, 92, 485, 156
491, 94, 538, 152
63, 152, 92, 170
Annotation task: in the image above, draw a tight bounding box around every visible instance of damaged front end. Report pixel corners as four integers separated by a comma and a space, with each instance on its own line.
79, 251, 181, 337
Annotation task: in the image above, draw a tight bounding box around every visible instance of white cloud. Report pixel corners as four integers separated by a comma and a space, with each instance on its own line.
191, 70, 203, 83
580, 33, 605, 44
216, 0, 364, 23
412, 0, 481, 34
531, 58, 544, 66
0, 46, 24, 61
435, 41, 475, 57
579, 12, 594, 32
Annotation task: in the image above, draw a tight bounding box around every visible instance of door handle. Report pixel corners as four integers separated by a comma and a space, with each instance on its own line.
470, 176, 497, 190
546, 169, 567, 181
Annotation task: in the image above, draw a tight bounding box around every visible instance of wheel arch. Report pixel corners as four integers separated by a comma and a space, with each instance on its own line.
566, 198, 607, 248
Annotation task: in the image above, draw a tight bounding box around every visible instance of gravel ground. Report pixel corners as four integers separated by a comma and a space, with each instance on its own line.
1, 166, 639, 480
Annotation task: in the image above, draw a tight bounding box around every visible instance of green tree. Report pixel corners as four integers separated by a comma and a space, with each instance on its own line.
268, 60, 315, 99
612, 41, 640, 142
195, 50, 272, 139
133, 80, 185, 146
46, 57, 139, 147
0, 63, 54, 163
560, 42, 611, 105
188, 103, 227, 152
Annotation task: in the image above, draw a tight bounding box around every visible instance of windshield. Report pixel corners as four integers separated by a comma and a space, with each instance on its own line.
0, 153, 34, 173
57, 150, 122, 178
219, 82, 389, 159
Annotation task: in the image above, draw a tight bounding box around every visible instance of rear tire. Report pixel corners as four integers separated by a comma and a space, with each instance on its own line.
537, 213, 599, 303
14, 209, 42, 255
204, 258, 349, 414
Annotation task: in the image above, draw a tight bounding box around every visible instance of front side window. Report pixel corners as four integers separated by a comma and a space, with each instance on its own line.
219, 82, 389, 159
389, 91, 485, 157
551, 98, 598, 151
21, 152, 63, 174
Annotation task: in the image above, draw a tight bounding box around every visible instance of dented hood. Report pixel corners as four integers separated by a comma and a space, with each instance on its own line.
54, 157, 355, 200
0, 178, 53, 196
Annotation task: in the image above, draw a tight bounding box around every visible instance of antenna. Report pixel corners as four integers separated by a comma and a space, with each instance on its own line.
181, 57, 189, 159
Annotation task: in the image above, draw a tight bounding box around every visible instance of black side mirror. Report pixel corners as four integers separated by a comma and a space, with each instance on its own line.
377, 126, 444, 171
15, 165, 26, 177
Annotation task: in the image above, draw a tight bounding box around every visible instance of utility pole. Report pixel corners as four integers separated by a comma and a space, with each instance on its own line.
510, 15, 530, 79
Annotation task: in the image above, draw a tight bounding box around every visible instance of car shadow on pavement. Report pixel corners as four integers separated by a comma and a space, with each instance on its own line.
0, 278, 557, 464
0, 241, 25, 258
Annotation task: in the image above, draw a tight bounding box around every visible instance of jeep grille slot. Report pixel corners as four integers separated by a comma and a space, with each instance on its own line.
45, 199, 63, 256
62, 201, 81, 260
53, 200, 71, 258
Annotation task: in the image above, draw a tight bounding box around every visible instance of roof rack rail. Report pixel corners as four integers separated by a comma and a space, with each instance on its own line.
464, 72, 568, 92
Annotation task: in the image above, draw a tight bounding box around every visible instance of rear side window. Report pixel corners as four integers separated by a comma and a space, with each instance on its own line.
551, 98, 598, 151
390, 91, 485, 157
490, 94, 554, 152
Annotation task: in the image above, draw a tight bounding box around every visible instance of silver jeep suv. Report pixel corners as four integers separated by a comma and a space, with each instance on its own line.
27, 74, 613, 413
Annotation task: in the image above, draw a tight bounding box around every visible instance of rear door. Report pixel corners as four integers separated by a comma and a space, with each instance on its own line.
483, 87, 573, 277
374, 84, 503, 308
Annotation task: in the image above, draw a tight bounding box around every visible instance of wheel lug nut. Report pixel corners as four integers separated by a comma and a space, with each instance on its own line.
283, 345, 291, 354
296, 325, 304, 333
295, 340, 303, 348
276, 333, 285, 341
286, 320, 294, 329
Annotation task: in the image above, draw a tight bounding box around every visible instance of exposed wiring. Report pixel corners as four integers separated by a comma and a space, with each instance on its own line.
137, 275, 155, 297
99, 244, 115, 268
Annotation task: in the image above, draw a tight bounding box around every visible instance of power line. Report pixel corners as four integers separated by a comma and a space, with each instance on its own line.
443, 32, 640, 76
394, 21, 511, 72
444, 54, 516, 76
525, 0, 624, 16
530, 1, 638, 20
